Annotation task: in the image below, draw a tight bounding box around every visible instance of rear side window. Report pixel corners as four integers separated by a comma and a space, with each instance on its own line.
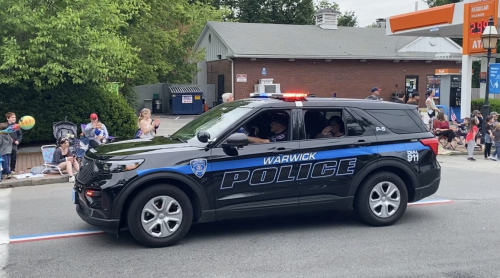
365, 109, 426, 134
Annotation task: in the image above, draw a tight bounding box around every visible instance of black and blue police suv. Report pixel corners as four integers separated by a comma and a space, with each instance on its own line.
73, 92, 441, 248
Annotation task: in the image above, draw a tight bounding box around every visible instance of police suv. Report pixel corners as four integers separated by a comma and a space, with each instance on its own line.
73, 93, 441, 248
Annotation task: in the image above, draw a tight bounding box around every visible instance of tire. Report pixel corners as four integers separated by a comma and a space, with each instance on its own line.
127, 184, 193, 248
354, 172, 408, 226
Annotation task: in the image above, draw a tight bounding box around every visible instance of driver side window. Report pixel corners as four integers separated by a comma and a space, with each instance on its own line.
231, 109, 292, 144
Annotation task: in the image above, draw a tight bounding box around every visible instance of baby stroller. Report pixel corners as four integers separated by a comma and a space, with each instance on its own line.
53, 120, 87, 161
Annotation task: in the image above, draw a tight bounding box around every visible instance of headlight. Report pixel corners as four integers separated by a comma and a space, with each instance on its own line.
95, 159, 144, 173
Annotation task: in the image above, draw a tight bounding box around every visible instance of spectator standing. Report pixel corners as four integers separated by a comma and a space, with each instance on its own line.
490, 111, 498, 125
406, 92, 420, 105
466, 117, 479, 161
0, 123, 13, 179
222, 93, 234, 103
366, 87, 381, 100
6, 112, 22, 174
491, 123, 500, 161
484, 115, 494, 159
425, 90, 440, 125
394, 93, 405, 104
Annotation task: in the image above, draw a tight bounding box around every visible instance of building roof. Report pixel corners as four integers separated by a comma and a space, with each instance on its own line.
195, 21, 462, 60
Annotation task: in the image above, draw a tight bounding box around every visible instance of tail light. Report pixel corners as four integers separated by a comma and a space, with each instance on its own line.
420, 138, 439, 156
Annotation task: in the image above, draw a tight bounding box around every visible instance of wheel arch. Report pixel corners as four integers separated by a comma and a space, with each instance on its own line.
113, 172, 210, 228
349, 159, 419, 204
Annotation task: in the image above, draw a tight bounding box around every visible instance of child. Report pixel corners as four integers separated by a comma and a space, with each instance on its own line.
491, 123, 500, 161
484, 115, 495, 159
94, 122, 108, 145
0, 123, 13, 179
466, 117, 479, 161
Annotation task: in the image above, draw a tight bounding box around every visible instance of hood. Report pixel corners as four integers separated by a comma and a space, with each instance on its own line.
84, 136, 201, 160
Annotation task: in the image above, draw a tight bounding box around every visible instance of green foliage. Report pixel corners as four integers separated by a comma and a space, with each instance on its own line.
424, 0, 461, 7
236, 0, 315, 25
471, 99, 500, 115
0, 83, 138, 143
124, 0, 229, 86
0, 0, 144, 91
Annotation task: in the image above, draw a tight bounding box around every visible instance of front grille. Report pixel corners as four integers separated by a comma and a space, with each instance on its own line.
77, 157, 98, 184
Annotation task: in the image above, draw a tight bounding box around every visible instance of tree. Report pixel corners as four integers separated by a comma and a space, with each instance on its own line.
366, 22, 378, 28
124, 0, 229, 86
237, 0, 315, 25
314, 0, 357, 27
0, 0, 142, 91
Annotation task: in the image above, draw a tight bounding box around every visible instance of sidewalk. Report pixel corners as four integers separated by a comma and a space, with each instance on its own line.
1, 148, 69, 188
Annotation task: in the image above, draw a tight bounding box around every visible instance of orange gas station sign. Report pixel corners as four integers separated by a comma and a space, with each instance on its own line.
463, 0, 499, 55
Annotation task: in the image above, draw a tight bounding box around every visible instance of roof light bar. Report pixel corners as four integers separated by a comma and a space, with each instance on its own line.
250, 92, 309, 101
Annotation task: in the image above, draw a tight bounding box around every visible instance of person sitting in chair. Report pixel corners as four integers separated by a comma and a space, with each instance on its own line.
52, 137, 80, 183
84, 113, 109, 147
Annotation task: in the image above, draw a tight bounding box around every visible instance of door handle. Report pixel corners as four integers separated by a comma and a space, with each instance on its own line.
272, 147, 293, 153
352, 140, 370, 146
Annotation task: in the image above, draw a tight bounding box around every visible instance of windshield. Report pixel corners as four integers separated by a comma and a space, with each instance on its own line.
170, 100, 253, 141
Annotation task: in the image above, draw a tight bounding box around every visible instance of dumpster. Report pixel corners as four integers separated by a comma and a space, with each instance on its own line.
170, 86, 204, 115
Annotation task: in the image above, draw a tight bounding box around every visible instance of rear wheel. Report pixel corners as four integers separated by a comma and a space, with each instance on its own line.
127, 184, 193, 248
354, 172, 408, 226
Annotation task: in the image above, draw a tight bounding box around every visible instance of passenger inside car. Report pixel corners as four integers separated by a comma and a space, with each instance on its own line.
316, 115, 345, 138
304, 111, 326, 139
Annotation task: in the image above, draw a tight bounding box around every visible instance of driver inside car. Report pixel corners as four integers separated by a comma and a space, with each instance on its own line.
247, 113, 288, 144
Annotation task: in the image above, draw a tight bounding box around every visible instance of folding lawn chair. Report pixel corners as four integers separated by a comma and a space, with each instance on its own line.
41, 145, 64, 175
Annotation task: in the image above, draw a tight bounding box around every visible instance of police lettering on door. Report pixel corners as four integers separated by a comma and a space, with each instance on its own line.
220, 153, 357, 189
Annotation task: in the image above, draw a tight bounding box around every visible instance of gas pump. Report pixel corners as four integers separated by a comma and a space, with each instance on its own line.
434, 69, 462, 120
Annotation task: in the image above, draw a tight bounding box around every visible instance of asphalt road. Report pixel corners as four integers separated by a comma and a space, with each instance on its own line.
1, 156, 499, 278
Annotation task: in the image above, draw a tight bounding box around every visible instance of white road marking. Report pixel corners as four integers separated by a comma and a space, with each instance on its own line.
0, 188, 12, 278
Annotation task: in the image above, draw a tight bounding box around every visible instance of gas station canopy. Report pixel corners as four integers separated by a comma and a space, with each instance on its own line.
386, 0, 500, 57
385, 0, 500, 120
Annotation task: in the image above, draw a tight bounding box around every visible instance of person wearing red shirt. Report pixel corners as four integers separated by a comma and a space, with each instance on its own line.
466, 117, 480, 161
433, 113, 458, 149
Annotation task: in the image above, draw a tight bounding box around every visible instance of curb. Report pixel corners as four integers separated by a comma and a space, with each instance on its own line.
0, 175, 69, 189
442, 150, 483, 156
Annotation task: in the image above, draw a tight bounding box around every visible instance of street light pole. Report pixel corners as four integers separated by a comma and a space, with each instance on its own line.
481, 16, 499, 144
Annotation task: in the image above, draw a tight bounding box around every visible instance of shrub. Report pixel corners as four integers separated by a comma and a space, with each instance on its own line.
0, 83, 137, 144
471, 99, 500, 116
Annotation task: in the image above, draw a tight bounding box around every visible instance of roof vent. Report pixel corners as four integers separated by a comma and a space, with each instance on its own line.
315, 8, 341, 30
375, 18, 386, 29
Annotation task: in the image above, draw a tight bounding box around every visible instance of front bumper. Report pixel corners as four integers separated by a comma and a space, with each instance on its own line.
76, 201, 120, 234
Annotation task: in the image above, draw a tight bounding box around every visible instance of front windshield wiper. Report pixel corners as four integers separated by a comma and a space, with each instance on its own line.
170, 137, 187, 143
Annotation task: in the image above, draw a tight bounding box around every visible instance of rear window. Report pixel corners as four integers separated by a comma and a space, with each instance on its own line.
365, 109, 426, 134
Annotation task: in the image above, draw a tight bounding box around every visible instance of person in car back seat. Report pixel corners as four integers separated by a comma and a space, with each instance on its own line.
248, 114, 288, 143
316, 116, 345, 138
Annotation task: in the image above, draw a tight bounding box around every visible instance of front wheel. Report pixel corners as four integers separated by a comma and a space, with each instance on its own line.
354, 172, 408, 226
127, 184, 193, 248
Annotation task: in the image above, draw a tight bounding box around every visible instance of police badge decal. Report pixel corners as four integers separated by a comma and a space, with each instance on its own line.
190, 158, 207, 178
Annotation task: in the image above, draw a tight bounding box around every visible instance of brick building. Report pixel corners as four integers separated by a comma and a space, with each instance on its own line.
194, 9, 464, 107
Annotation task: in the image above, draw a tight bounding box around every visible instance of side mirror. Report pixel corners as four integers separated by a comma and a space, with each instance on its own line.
197, 131, 211, 143
222, 133, 249, 148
